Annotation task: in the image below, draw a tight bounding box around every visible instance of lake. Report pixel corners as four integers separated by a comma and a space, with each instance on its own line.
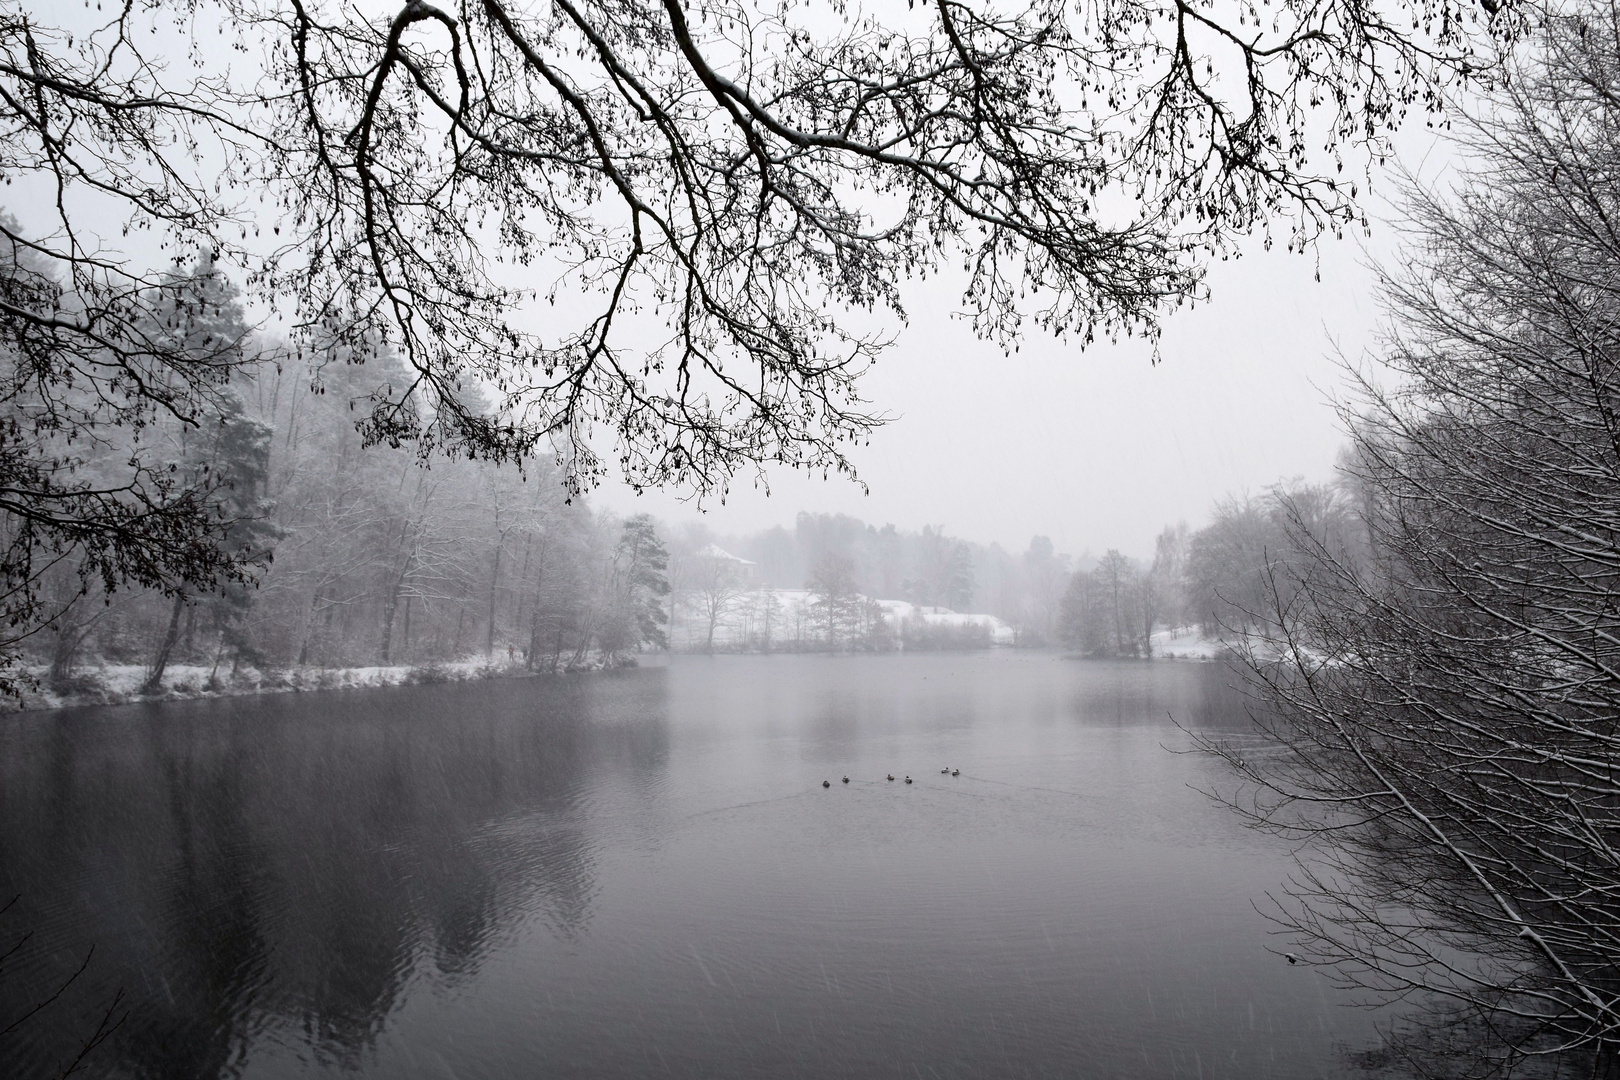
0, 652, 1387, 1078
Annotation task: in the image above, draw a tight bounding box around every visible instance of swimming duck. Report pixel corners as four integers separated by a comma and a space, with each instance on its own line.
886, 774, 895, 781
951, 769, 959, 777
941, 767, 950, 774
842, 776, 849, 784
904, 776, 912, 784
823, 780, 830, 788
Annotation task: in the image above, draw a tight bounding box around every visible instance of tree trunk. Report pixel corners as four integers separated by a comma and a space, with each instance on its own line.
143, 595, 185, 694
48, 630, 74, 683
379, 517, 414, 664
523, 538, 550, 670
486, 540, 503, 657
49, 615, 83, 684
1141, 590, 1156, 660
208, 610, 226, 687
180, 603, 198, 660
514, 531, 533, 643
379, 563, 410, 665
525, 581, 548, 671
297, 591, 320, 667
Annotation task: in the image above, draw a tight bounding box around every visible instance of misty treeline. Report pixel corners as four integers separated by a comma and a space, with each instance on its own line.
13, 269, 676, 692
1181, 5, 1620, 1074
669, 484, 1359, 658
665, 478, 1364, 659
1046, 478, 1359, 658
668, 515, 1074, 651
0, 237, 1348, 687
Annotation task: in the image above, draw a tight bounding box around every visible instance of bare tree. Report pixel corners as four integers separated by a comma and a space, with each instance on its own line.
1144, 523, 1189, 645
1059, 549, 1146, 657
752, 585, 781, 652
1185, 494, 1285, 637
688, 547, 747, 652
1019, 536, 1070, 645
808, 553, 861, 648
7, 0, 1501, 489
1201, 8, 1620, 1073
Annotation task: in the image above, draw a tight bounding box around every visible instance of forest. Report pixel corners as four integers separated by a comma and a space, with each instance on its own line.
0, 0, 1484, 698
0, 245, 1255, 688
6, 264, 676, 699
3, 263, 1103, 697
9, 285, 1335, 693
3, 260, 1375, 697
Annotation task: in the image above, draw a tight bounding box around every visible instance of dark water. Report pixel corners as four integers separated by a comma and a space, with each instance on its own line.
0, 653, 1384, 1079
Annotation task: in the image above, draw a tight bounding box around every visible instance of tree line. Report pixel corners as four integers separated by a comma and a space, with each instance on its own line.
2, 268, 1358, 685
1045, 477, 1359, 659
664, 514, 1076, 651
655, 487, 1371, 660
20, 270, 675, 695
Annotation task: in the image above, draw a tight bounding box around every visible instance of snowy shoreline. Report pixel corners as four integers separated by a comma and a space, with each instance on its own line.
1, 657, 628, 714
6, 629, 1229, 714
1149, 627, 1228, 661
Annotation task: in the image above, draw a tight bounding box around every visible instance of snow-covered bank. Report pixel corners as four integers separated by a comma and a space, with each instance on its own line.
1150, 627, 1227, 660
11, 625, 1229, 713
668, 585, 1018, 651
871, 600, 1018, 647
3, 657, 631, 713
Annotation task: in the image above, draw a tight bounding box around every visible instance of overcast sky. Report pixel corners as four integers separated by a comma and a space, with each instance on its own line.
597, 216, 1402, 562
575, 10, 1471, 564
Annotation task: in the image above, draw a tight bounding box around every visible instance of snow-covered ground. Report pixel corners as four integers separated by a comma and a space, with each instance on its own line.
669, 587, 1017, 650
1149, 627, 1226, 660
871, 600, 1018, 646
13, 621, 1226, 712
6, 657, 584, 712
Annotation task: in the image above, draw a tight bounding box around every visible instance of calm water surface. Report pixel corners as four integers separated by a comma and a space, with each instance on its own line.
0, 653, 1385, 1078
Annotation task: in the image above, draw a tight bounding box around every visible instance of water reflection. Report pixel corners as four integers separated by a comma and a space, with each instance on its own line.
0, 671, 667, 1079
1, 655, 1386, 1080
